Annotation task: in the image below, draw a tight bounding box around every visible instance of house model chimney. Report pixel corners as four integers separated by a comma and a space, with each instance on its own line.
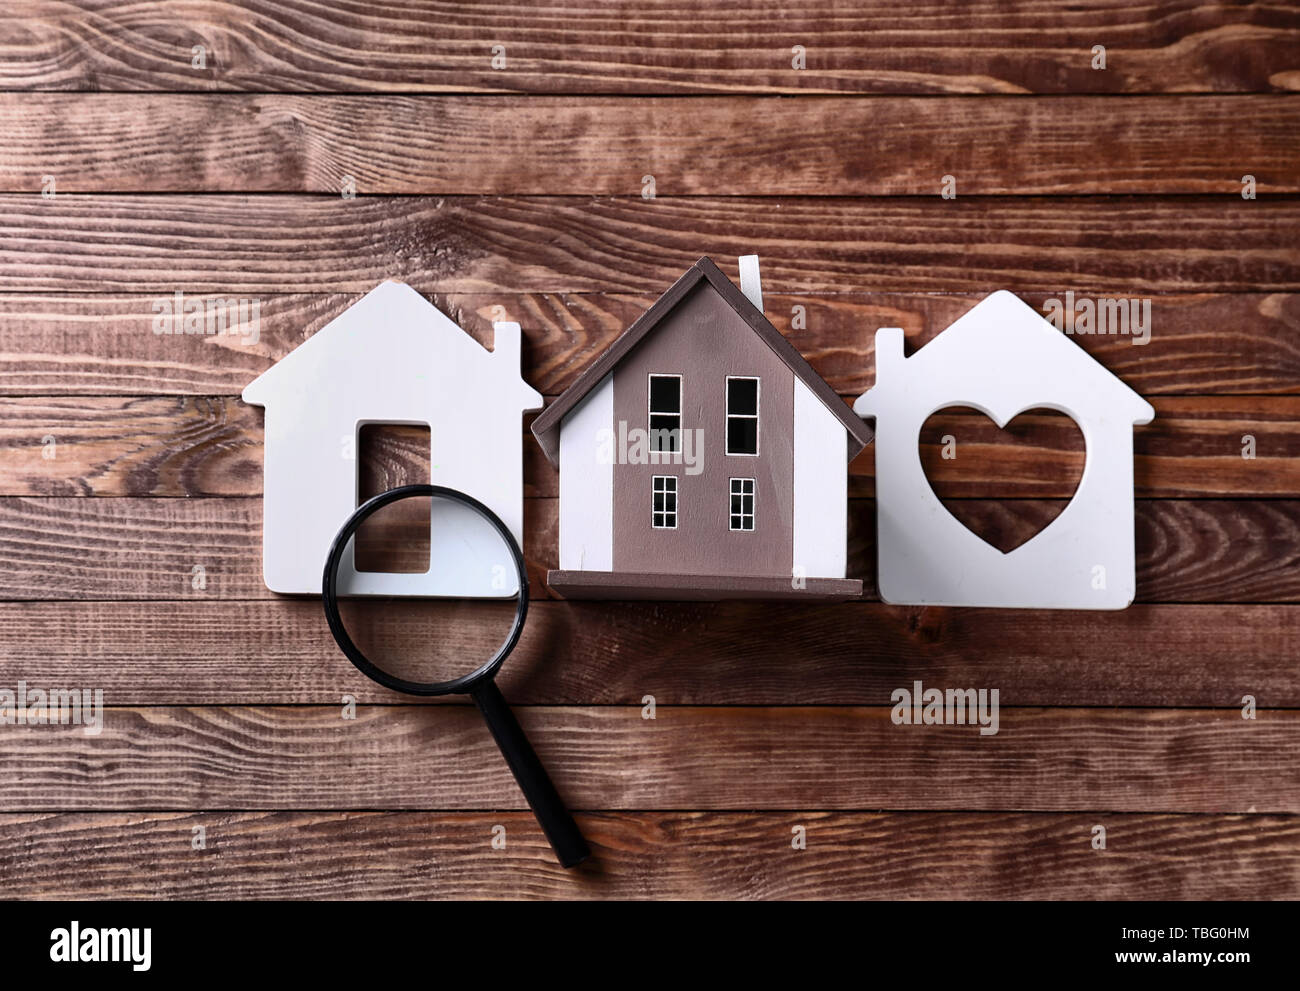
738, 254, 763, 312
492, 320, 522, 368
873, 326, 906, 384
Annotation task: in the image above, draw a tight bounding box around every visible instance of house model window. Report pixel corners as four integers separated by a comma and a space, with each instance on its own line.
730, 477, 755, 531
652, 475, 678, 528
726, 376, 759, 455
649, 374, 681, 453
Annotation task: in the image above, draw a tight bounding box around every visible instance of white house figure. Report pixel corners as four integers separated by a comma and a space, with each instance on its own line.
853, 290, 1154, 610
243, 280, 542, 596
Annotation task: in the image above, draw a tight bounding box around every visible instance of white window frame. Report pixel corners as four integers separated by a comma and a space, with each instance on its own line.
652, 474, 678, 529
726, 376, 760, 456
648, 373, 682, 455
729, 477, 755, 531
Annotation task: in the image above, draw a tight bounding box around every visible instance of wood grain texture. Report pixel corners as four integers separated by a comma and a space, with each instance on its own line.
0, 496, 1297, 602
0, 705, 1292, 812
0, 1, 1296, 904
1, 600, 1295, 707
3, 195, 1297, 293
6, 94, 1300, 194
4, 395, 1294, 498
3, 1, 1298, 94
0, 396, 263, 497
1, 811, 1294, 900
1, 291, 1297, 398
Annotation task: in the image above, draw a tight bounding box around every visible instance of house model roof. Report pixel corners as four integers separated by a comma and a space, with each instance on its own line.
243, 280, 542, 409
532, 256, 873, 465
854, 289, 1155, 424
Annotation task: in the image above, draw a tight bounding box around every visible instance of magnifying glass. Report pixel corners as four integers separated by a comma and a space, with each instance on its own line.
321, 483, 590, 869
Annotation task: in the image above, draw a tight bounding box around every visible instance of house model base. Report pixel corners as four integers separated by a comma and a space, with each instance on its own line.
546, 570, 862, 602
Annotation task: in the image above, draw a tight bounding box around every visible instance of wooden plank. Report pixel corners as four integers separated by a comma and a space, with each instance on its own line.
0, 291, 1295, 398
3, 1, 1297, 94
1, 810, 1293, 899
2, 195, 1296, 293
0, 706, 1292, 812
4, 396, 1295, 498
0, 496, 1294, 602
0, 600, 1294, 707
0, 396, 264, 497
6, 94, 1299, 195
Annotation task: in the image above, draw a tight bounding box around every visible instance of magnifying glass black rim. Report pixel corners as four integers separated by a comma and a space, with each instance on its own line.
322, 483, 530, 697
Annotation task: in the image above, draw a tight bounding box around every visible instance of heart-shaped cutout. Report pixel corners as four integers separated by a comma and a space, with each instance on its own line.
918, 406, 1085, 554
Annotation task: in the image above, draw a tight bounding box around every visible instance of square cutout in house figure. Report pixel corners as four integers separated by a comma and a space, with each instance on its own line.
243, 281, 542, 597
532, 256, 873, 600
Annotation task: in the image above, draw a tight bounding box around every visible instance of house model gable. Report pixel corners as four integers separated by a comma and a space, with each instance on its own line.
853, 289, 1154, 610
244, 280, 542, 597
532, 256, 871, 601
533, 257, 872, 464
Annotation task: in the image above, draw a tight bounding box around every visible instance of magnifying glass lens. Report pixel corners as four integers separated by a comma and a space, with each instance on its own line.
333, 491, 522, 689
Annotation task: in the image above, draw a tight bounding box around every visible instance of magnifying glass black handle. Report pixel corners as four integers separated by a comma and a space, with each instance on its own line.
470, 679, 590, 868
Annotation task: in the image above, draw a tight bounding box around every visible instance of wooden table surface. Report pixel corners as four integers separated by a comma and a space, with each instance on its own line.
1, 0, 1298, 899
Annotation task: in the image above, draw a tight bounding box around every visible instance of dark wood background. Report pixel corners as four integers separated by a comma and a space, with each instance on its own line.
0, 0, 1298, 899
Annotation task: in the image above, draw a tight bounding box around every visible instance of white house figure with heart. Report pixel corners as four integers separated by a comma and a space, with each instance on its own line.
243, 280, 542, 597
853, 290, 1154, 610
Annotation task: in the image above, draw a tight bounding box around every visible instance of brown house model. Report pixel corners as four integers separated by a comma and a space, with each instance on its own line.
531, 256, 872, 600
